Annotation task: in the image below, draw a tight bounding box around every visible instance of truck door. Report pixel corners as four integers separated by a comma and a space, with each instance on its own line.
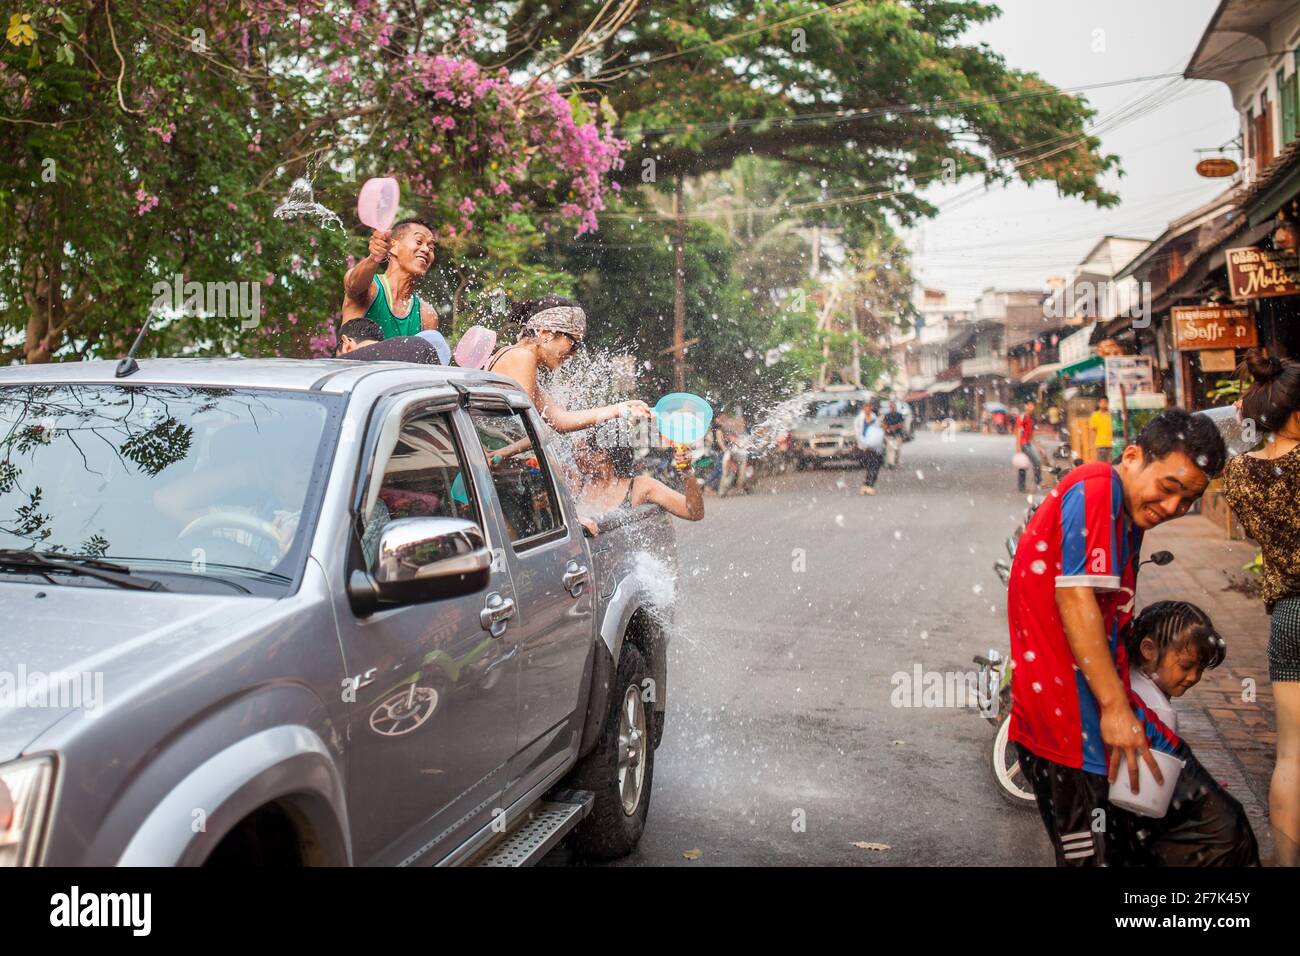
338, 397, 518, 865
465, 404, 595, 800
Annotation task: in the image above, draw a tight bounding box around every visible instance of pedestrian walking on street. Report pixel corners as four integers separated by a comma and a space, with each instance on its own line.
1015, 400, 1043, 492
1222, 348, 1300, 867
1007, 409, 1228, 866
883, 401, 906, 469
1091, 397, 1114, 463
856, 402, 885, 496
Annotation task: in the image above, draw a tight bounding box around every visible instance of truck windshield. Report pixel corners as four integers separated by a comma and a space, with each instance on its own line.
0, 384, 338, 594
806, 400, 862, 419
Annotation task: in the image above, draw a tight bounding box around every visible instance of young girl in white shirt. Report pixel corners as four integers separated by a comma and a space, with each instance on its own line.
1125, 600, 1226, 733
1117, 601, 1258, 866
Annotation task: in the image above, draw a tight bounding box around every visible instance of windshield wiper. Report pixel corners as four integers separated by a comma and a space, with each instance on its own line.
0, 549, 169, 592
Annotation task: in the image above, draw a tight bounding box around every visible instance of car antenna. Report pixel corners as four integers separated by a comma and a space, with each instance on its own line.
115, 315, 153, 378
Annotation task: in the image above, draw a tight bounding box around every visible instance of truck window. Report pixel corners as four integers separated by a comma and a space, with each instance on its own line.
361, 411, 478, 568
469, 409, 561, 547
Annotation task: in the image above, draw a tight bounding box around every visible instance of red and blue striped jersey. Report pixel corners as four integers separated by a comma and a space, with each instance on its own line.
1007, 462, 1179, 773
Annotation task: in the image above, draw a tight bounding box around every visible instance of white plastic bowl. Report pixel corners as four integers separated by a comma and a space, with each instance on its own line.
1108, 748, 1185, 818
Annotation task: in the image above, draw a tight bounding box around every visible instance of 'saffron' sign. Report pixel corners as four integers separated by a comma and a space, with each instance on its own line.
1171, 305, 1257, 351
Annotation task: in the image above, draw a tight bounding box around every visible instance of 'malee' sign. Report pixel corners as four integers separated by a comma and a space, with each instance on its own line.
1225, 246, 1300, 300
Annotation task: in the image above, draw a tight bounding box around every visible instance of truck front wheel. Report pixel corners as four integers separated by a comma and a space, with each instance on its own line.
567, 644, 655, 859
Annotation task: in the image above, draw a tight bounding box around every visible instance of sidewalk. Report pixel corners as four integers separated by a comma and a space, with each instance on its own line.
1141, 513, 1277, 865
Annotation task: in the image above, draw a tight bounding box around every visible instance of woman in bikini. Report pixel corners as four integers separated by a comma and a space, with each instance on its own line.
485, 296, 651, 433
571, 438, 704, 536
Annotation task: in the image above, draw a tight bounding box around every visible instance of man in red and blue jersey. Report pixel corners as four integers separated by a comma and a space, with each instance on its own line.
1007, 409, 1228, 866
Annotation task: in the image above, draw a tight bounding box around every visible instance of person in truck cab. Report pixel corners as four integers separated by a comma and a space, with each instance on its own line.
335, 318, 442, 364
153, 421, 315, 567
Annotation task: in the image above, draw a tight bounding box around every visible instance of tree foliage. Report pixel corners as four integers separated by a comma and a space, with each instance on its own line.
1, 0, 1120, 403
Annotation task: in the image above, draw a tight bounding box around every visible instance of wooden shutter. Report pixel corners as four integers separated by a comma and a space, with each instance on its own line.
1285, 71, 1299, 143
1255, 109, 1273, 167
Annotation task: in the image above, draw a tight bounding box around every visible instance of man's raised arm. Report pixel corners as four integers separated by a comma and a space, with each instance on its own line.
343, 230, 391, 307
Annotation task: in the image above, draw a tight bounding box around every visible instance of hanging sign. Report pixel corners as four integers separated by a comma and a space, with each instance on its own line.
1225, 246, 1300, 300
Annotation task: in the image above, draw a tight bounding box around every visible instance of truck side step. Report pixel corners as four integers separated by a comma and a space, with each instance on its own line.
473, 790, 594, 867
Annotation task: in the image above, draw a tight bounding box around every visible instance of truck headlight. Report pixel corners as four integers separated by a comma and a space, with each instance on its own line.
0, 755, 56, 866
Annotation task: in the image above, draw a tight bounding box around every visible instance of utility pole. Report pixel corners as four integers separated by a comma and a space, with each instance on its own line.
673, 176, 687, 393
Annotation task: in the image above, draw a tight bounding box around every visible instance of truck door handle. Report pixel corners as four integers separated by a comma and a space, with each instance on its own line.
562, 561, 589, 598
480, 592, 516, 637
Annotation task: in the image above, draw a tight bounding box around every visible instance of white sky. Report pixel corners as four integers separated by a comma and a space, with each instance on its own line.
902, 0, 1239, 304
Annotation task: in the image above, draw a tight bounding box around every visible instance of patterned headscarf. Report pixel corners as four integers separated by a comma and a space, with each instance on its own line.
524, 305, 586, 341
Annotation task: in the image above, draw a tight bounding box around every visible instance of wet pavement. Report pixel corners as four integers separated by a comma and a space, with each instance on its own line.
603, 431, 1055, 866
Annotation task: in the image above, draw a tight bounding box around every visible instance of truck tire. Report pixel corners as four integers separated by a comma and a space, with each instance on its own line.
567, 644, 655, 860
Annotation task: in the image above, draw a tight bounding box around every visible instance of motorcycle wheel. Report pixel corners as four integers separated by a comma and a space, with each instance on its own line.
991, 713, 1038, 809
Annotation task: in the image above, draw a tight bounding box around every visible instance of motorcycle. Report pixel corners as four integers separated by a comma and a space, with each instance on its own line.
981, 495, 1175, 807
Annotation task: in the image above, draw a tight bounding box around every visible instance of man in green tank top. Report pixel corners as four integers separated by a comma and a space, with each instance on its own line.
342, 218, 439, 338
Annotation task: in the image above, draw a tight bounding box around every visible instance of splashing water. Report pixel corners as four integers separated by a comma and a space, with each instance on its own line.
273, 177, 344, 230
543, 348, 645, 466
633, 549, 677, 608
731, 394, 811, 455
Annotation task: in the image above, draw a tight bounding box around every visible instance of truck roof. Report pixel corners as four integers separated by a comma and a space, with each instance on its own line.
0, 357, 524, 397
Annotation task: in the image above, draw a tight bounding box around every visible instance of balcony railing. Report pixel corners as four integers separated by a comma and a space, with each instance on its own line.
960, 355, 1010, 378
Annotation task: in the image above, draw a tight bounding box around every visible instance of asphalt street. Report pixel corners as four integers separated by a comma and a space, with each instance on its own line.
606, 431, 1056, 866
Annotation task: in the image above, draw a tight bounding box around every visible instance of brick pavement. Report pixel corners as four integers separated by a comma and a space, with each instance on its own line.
1140, 513, 1277, 865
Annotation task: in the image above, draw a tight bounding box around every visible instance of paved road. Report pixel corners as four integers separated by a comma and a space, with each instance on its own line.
605, 431, 1055, 866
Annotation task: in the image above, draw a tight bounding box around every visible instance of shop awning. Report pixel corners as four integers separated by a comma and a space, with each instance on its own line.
927, 380, 962, 394
1019, 362, 1063, 384
904, 390, 930, 402
1058, 354, 1104, 381
1069, 362, 1105, 384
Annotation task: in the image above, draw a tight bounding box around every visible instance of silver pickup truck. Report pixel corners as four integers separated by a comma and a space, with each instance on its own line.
0, 358, 674, 866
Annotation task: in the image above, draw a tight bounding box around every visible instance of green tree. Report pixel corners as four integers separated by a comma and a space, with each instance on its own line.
492, 0, 1121, 235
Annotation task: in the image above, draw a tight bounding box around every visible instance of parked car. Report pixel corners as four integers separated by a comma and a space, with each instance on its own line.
787, 390, 914, 469
0, 358, 675, 866
788, 389, 872, 469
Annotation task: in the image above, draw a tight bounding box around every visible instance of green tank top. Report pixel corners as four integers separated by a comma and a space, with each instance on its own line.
365, 275, 421, 338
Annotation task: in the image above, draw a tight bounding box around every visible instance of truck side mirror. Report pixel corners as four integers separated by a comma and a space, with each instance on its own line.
348, 517, 490, 616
